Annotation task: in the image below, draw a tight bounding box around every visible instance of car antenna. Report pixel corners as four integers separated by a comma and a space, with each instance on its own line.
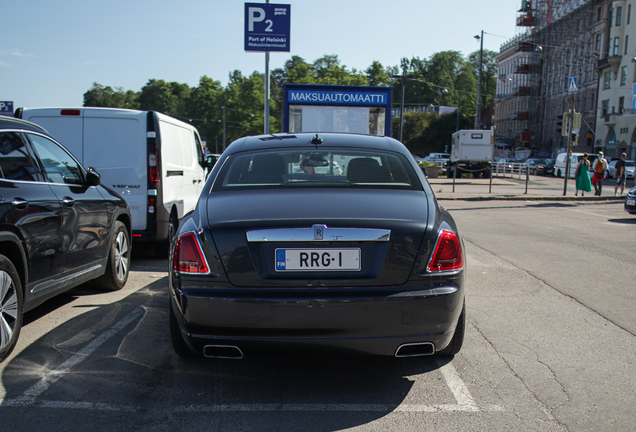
310, 134, 323, 148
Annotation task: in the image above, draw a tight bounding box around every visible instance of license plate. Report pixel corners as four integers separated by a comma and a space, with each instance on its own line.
628, 199, 635, 206
275, 248, 360, 271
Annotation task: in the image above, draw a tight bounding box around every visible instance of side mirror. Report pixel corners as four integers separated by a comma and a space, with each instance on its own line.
86, 167, 101, 186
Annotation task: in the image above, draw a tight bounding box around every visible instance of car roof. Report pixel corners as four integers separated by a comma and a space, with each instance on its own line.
225, 133, 410, 155
0, 116, 48, 134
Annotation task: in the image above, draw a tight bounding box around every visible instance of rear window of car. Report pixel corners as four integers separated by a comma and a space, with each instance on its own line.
213, 148, 422, 191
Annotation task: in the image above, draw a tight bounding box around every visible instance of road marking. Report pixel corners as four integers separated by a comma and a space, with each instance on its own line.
437, 358, 479, 411
3, 308, 143, 407
3, 351, 489, 413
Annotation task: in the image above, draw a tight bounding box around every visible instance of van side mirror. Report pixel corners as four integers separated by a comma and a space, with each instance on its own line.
85, 167, 101, 186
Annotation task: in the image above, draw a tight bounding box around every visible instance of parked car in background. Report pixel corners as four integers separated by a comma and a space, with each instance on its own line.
608, 159, 636, 179
169, 132, 466, 360
496, 158, 524, 173
0, 117, 131, 362
424, 153, 451, 168
525, 158, 555, 176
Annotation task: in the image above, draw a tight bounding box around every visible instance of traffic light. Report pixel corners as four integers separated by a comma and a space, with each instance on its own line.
571, 132, 578, 145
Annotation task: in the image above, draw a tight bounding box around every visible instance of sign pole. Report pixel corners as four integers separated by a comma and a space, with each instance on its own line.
563, 92, 574, 196
563, 77, 578, 195
264, 0, 270, 134
265, 51, 270, 134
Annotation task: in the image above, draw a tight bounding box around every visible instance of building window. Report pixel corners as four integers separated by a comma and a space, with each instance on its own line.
626, 35, 630, 54
622, 66, 628, 85
620, 96, 625, 113
629, 4, 632, 24
605, 71, 612, 89
602, 100, 609, 117
596, 34, 602, 50
598, 6, 603, 22
613, 37, 620, 55
617, 6, 623, 25
610, 7, 614, 27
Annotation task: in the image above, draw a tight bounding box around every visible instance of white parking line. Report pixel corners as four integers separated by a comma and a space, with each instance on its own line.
3, 308, 143, 407
2, 308, 487, 413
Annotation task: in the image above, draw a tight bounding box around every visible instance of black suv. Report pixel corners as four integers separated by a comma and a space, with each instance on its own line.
0, 117, 131, 362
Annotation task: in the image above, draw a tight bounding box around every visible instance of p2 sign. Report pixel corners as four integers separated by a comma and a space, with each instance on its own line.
0, 101, 13, 117
244, 3, 291, 52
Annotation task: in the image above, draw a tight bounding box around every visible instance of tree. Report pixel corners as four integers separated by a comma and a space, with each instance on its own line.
365, 61, 392, 87
185, 76, 224, 148
137, 79, 191, 116
83, 83, 138, 109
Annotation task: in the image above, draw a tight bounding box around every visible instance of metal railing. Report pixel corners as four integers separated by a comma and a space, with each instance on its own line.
493, 162, 528, 179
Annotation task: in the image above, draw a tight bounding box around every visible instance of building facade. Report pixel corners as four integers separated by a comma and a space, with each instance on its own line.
595, 0, 636, 159
495, 0, 606, 157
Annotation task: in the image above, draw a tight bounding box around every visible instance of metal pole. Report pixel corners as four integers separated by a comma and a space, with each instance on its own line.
265, 51, 270, 134
398, 69, 405, 142
222, 106, 226, 150
563, 93, 574, 196
264, 0, 270, 134
474, 30, 484, 129
456, 92, 460, 131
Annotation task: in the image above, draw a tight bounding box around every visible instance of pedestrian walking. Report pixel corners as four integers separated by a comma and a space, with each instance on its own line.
591, 151, 608, 196
614, 152, 627, 196
575, 153, 592, 196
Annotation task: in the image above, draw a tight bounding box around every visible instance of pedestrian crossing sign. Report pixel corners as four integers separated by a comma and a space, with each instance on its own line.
568, 77, 578, 94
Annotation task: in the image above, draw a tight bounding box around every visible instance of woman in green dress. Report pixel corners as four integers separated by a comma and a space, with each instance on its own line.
575, 153, 592, 196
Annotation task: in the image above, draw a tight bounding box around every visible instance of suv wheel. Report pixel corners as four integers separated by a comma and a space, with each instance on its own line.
95, 221, 130, 291
0, 255, 23, 363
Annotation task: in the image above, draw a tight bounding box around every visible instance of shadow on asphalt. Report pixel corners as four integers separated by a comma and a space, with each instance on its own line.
2, 268, 454, 431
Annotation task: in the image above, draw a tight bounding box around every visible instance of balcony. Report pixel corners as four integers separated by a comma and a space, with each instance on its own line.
516, 13, 535, 26
511, 111, 530, 120
517, 86, 531, 95
604, 114, 617, 125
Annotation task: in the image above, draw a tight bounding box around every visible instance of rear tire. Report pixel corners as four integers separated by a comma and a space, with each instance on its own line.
155, 211, 178, 258
169, 299, 199, 359
437, 301, 465, 357
0, 255, 23, 363
95, 221, 130, 291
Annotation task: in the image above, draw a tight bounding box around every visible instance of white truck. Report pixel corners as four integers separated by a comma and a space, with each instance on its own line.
15, 107, 208, 255
447, 129, 494, 178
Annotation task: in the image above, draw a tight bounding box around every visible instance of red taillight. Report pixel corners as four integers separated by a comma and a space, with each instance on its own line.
173, 232, 210, 274
61, 109, 80, 116
147, 198, 155, 213
427, 229, 463, 272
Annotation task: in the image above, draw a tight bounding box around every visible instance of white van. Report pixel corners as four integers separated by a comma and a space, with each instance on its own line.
554, 152, 597, 178
16, 107, 208, 255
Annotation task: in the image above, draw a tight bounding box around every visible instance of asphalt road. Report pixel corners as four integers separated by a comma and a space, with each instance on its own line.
0, 200, 634, 431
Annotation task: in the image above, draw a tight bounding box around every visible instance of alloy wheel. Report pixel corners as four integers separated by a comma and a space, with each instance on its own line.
0, 270, 18, 351
114, 231, 129, 282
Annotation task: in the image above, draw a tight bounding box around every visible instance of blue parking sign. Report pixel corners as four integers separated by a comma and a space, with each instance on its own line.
0, 101, 13, 117
245, 3, 291, 52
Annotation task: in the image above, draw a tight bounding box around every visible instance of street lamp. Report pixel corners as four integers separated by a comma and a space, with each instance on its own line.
474, 30, 484, 129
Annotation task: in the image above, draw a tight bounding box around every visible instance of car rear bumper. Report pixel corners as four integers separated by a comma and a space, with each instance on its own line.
170, 280, 465, 357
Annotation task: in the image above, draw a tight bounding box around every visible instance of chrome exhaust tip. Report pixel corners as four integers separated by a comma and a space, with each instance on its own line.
395, 342, 435, 358
203, 345, 244, 359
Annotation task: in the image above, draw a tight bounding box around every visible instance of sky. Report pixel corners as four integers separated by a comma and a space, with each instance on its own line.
1, 0, 522, 109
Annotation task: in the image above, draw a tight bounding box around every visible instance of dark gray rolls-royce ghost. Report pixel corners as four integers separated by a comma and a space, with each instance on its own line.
169, 132, 465, 360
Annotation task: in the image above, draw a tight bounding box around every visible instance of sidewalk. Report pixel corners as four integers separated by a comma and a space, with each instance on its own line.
427, 175, 631, 201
